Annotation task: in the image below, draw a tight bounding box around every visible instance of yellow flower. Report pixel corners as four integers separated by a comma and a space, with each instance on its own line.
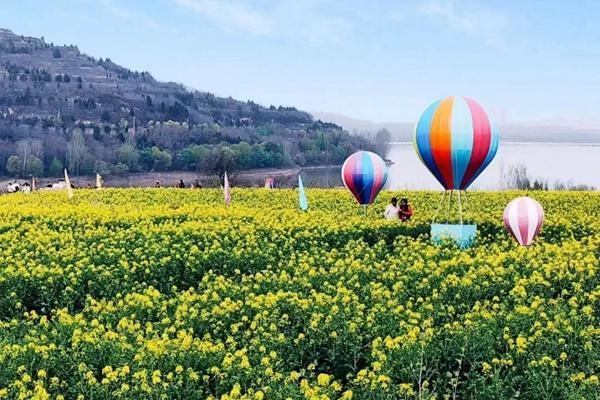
152, 370, 161, 384
317, 373, 330, 386
570, 372, 586, 383
586, 375, 599, 385
482, 362, 492, 374
516, 336, 528, 353
341, 390, 353, 400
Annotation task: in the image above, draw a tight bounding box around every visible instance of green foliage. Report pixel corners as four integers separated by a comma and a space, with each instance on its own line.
94, 160, 111, 176
116, 145, 139, 171
174, 141, 293, 177
5, 155, 21, 176
111, 162, 129, 176
25, 155, 43, 176
257, 125, 272, 136
47, 158, 64, 177
150, 147, 172, 171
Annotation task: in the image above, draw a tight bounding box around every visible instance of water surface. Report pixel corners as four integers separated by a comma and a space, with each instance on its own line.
302, 142, 600, 190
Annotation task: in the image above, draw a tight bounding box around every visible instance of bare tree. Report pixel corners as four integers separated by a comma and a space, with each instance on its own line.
29, 139, 44, 160
199, 146, 239, 184
374, 128, 392, 158
504, 163, 531, 190
16, 140, 31, 176
68, 129, 86, 178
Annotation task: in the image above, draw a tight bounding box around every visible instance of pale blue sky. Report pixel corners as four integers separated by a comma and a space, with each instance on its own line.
2, 0, 599, 126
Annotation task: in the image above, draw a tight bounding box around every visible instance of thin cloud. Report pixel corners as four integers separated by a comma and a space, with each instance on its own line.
170, 0, 354, 45
97, 0, 164, 31
419, 0, 509, 46
171, 0, 273, 35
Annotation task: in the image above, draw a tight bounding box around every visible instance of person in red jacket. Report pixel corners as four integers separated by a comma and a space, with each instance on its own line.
398, 198, 413, 222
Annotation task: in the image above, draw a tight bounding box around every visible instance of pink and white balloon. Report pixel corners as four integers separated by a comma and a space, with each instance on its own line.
503, 197, 545, 246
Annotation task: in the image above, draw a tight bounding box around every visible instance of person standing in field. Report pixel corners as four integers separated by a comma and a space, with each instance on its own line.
384, 197, 399, 220
398, 198, 413, 222
192, 179, 202, 189
154, 180, 161, 188
177, 179, 186, 188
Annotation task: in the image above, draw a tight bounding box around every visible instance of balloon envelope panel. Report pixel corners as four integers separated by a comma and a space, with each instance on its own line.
503, 196, 545, 246
341, 151, 388, 205
414, 96, 499, 190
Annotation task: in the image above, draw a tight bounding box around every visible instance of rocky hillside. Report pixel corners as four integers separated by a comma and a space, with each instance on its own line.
0, 28, 373, 179
0, 28, 314, 126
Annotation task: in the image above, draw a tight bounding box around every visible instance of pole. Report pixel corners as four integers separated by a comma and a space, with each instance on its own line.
325, 133, 329, 188
458, 190, 463, 225
446, 190, 453, 224
463, 191, 469, 224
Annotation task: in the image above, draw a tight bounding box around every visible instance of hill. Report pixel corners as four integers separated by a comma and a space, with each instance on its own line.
0, 28, 373, 179
311, 111, 413, 141
312, 112, 600, 143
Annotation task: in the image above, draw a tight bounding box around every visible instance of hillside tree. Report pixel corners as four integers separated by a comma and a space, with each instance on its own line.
68, 129, 86, 178
6, 156, 21, 177
374, 128, 392, 158
26, 156, 44, 176
200, 145, 238, 182
48, 158, 64, 177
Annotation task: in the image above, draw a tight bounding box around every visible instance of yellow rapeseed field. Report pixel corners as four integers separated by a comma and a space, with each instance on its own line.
0, 188, 598, 399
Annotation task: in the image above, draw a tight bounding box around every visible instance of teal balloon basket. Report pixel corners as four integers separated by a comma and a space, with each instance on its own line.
431, 224, 477, 248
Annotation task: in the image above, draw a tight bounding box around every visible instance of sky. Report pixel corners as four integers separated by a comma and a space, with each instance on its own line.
1, 0, 600, 127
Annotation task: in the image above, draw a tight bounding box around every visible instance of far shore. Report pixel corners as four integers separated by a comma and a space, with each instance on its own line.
0, 165, 344, 191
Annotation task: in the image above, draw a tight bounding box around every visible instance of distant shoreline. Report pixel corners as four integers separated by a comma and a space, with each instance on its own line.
0, 165, 343, 191
389, 141, 600, 146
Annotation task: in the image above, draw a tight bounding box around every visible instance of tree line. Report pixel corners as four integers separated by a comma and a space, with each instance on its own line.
1, 118, 376, 180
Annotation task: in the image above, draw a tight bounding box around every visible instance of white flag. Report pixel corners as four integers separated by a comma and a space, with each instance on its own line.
96, 173, 103, 189
224, 172, 231, 206
64, 169, 74, 199
298, 174, 308, 211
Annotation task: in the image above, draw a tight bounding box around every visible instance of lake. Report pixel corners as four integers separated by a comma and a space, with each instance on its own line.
6, 142, 595, 191
301, 142, 600, 190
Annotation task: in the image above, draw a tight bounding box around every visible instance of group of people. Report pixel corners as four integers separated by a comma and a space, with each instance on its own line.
5, 179, 78, 194
6, 177, 412, 223
155, 179, 202, 189
6, 181, 31, 193
384, 197, 413, 222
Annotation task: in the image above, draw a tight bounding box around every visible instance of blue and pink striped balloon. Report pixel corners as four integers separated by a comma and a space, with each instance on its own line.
414, 96, 500, 190
341, 151, 388, 205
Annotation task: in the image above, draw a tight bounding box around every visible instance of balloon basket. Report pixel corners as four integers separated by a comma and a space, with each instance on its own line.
431, 224, 476, 249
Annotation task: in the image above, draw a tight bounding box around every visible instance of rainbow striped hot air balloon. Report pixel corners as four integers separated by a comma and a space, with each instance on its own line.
414, 96, 500, 190
341, 151, 388, 206
503, 196, 545, 246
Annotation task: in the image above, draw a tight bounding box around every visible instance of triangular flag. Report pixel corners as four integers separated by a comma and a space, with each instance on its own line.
96, 173, 103, 189
64, 169, 74, 199
264, 177, 274, 189
224, 172, 231, 206
298, 174, 308, 211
